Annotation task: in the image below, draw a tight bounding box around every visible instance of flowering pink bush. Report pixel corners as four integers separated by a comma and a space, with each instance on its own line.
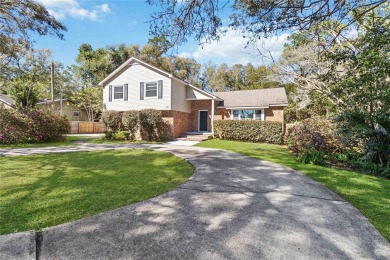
0, 108, 69, 144
286, 116, 344, 165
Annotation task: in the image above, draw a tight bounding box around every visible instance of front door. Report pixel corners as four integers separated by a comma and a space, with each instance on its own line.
199, 111, 208, 132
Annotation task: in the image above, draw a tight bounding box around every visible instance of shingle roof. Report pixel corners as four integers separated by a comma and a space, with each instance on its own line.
0, 94, 14, 107
213, 87, 288, 108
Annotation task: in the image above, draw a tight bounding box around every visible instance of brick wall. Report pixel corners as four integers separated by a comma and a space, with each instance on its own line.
215, 107, 230, 120
161, 110, 190, 138
264, 106, 284, 123
172, 110, 190, 137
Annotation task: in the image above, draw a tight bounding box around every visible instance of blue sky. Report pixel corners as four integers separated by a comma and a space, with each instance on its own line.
35, 0, 289, 67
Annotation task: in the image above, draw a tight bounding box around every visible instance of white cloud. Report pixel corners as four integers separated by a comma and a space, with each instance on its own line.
37, 0, 109, 21
179, 28, 290, 65
101, 4, 110, 13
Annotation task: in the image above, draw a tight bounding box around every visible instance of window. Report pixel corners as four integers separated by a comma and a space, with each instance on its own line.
113, 85, 124, 100
145, 82, 157, 98
240, 110, 254, 120
231, 109, 264, 120
233, 110, 239, 119
73, 111, 80, 117
255, 110, 262, 120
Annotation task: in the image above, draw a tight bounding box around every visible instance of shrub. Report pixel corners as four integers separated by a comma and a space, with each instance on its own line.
214, 120, 283, 144
104, 131, 114, 140
114, 131, 130, 141
286, 116, 344, 166
287, 116, 344, 153
0, 108, 69, 144
101, 111, 122, 132
122, 110, 139, 140
139, 109, 162, 141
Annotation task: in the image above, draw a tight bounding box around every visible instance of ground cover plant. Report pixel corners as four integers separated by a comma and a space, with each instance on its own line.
0, 150, 193, 234
196, 139, 390, 242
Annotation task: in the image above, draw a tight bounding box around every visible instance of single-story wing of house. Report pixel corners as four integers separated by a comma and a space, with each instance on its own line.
36, 98, 89, 121
0, 94, 15, 110
99, 57, 288, 138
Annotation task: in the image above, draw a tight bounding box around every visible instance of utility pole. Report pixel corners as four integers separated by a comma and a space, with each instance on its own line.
51, 62, 55, 101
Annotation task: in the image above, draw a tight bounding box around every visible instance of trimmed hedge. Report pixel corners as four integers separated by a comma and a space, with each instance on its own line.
214, 120, 283, 144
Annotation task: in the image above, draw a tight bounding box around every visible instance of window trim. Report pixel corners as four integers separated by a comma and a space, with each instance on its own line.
112, 85, 124, 101
230, 108, 265, 121
145, 81, 158, 99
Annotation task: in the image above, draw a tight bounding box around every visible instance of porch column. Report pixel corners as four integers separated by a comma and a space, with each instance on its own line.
211, 98, 215, 134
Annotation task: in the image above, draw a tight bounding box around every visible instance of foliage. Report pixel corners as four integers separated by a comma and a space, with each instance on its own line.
114, 130, 130, 141
122, 110, 139, 140
201, 62, 282, 92
73, 39, 202, 88
0, 0, 66, 83
4, 49, 51, 107
196, 139, 390, 241
148, 0, 386, 47
287, 117, 344, 165
214, 120, 283, 144
0, 108, 69, 144
0, 150, 193, 234
326, 9, 390, 170
71, 87, 102, 121
101, 111, 122, 132
139, 109, 163, 141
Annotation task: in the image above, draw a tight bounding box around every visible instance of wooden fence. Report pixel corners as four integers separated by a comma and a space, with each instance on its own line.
69, 121, 106, 134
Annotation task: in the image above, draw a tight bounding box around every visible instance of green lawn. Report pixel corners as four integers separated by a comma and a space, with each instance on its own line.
196, 139, 390, 242
0, 136, 86, 149
0, 150, 193, 235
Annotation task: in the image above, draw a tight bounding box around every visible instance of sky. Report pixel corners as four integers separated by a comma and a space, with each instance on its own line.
34, 0, 290, 68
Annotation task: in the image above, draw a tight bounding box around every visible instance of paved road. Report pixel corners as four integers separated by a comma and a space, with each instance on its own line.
1, 144, 389, 259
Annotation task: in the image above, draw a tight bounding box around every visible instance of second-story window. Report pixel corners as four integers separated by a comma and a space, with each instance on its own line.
145, 82, 158, 98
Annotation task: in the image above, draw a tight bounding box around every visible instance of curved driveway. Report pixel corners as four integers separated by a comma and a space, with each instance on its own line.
1, 143, 389, 259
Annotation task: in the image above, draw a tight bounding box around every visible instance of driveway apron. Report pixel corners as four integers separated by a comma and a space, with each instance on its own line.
1, 144, 389, 259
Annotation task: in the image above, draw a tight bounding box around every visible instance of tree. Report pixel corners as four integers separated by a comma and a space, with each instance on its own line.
148, 0, 387, 47
74, 39, 203, 89
329, 10, 390, 167
6, 49, 53, 108
0, 0, 66, 86
72, 87, 102, 122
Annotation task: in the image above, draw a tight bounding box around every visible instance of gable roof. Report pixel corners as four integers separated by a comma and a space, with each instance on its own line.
98, 57, 221, 100
0, 94, 15, 107
213, 88, 288, 108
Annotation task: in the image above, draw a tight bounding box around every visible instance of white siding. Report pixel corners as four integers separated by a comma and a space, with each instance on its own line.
103, 62, 171, 111
171, 79, 191, 113
186, 86, 212, 100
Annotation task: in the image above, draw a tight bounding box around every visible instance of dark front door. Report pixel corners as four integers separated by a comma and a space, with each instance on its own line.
199, 111, 208, 132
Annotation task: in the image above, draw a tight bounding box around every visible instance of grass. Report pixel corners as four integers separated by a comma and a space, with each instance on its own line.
0, 150, 193, 235
196, 139, 390, 242
83, 138, 161, 145
0, 136, 86, 149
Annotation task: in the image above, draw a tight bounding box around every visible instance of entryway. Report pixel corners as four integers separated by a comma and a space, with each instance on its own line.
199, 110, 208, 132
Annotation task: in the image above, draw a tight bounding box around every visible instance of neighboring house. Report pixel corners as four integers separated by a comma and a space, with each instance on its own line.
36, 99, 89, 121
99, 57, 288, 138
0, 94, 15, 110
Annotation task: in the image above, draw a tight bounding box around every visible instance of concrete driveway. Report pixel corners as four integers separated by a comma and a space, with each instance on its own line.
1, 144, 389, 259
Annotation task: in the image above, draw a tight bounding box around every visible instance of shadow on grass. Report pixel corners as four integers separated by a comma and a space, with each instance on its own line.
0, 150, 193, 235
